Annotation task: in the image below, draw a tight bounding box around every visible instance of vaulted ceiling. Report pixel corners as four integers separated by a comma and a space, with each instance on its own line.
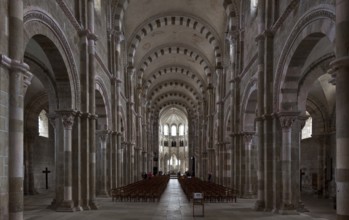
124, 0, 227, 118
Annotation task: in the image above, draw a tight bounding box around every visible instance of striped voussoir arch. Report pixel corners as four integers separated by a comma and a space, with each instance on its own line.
152, 91, 197, 109
128, 14, 222, 66
113, 0, 129, 32
148, 80, 202, 102
138, 45, 212, 76
145, 65, 206, 91
154, 101, 193, 114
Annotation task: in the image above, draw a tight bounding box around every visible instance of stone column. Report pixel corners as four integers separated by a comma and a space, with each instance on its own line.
244, 132, 255, 198
88, 114, 98, 210
254, 8, 266, 207
272, 114, 282, 213
278, 112, 298, 215
87, 0, 98, 209
72, 112, 82, 211
97, 130, 109, 196
126, 66, 135, 184
254, 117, 265, 210
47, 114, 61, 209
56, 110, 76, 212
116, 132, 122, 186
328, 1, 349, 219
263, 114, 274, 211
80, 113, 90, 210
207, 84, 214, 176
110, 76, 118, 189
238, 133, 245, 197
142, 122, 148, 173
122, 141, 127, 185
6, 0, 28, 219
106, 133, 111, 191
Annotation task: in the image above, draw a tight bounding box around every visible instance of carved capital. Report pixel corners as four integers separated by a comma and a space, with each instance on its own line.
262, 114, 274, 120
90, 114, 98, 120
80, 112, 91, 119
111, 76, 122, 84
114, 31, 125, 43
57, 110, 76, 130
79, 29, 98, 41
226, 31, 239, 43
97, 130, 109, 142
328, 56, 349, 85
207, 83, 214, 90
243, 131, 255, 142
127, 65, 135, 74
278, 112, 299, 129
23, 71, 33, 92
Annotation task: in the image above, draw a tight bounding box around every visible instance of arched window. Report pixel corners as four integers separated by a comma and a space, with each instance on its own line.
164, 125, 169, 135
251, 0, 258, 13
171, 125, 177, 136
302, 112, 312, 139
38, 109, 49, 138
179, 125, 184, 136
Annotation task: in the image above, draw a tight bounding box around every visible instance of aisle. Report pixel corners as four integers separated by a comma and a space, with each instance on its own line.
24, 179, 334, 220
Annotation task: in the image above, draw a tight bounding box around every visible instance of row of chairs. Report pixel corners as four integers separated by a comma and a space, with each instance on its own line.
178, 177, 238, 203
110, 176, 170, 202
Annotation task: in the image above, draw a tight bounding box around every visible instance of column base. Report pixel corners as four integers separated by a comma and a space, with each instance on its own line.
82, 204, 91, 210
89, 200, 98, 210
47, 198, 57, 209
56, 200, 75, 212
279, 203, 298, 215
297, 201, 309, 212
75, 205, 83, 211
254, 200, 265, 211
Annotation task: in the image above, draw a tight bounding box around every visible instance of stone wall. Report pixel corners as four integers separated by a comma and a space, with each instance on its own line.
32, 136, 55, 193
300, 138, 320, 193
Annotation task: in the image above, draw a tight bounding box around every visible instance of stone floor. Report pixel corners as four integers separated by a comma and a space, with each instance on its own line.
24, 179, 336, 220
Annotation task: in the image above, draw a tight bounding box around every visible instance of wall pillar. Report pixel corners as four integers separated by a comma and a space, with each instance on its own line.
97, 130, 109, 196
56, 110, 76, 212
